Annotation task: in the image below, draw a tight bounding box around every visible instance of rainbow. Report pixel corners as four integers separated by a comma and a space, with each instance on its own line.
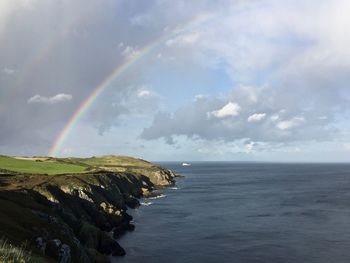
48, 15, 210, 156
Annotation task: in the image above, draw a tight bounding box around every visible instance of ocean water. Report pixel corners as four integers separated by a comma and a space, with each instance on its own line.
116, 162, 350, 263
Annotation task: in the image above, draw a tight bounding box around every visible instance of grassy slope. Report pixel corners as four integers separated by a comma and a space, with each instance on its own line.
0, 156, 87, 175
70, 155, 153, 168
0, 154, 176, 262
0, 239, 34, 263
0, 155, 162, 176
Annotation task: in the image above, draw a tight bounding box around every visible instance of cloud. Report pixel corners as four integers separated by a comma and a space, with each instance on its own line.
130, 13, 154, 27
120, 45, 140, 60
244, 141, 255, 153
0, 0, 36, 38
208, 102, 241, 118
2, 0, 350, 160
270, 114, 280, 122
276, 117, 305, 130
247, 113, 266, 123
2, 67, 16, 75
142, 84, 338, 145
318, 116, 328, 120
91, 84, 160, 135
166, 32, 200, 46
343, 143, 350, 151
28, 94, 72, 104
137, 89, 152, 98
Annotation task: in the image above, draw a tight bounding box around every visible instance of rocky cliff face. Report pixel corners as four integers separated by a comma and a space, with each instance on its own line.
0, 156, 178, 262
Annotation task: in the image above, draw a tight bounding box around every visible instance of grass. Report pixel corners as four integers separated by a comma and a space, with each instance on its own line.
0, 239, 32, 263
0, 156, 87, 175
72, 155, 153, 168
0, 155, 159, 176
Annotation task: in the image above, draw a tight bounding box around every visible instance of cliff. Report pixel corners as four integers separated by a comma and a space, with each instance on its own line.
0, 155, 178, 262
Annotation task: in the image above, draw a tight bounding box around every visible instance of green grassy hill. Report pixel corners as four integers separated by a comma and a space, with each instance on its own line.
0, 154, 178, 262
0, 156, 88, 175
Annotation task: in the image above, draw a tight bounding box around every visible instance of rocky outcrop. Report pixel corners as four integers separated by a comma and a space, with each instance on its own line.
0, 156, 179, 262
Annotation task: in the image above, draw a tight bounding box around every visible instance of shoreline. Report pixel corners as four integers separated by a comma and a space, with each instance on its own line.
0, 155, 180, 262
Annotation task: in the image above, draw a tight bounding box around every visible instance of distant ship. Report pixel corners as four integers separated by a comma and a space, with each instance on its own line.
182, 162, 191, 166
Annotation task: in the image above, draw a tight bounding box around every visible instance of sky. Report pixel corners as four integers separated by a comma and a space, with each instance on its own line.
1, 0, 350, 162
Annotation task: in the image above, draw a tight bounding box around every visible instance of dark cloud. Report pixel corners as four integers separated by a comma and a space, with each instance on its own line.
1, 0, 350, 160
0, 0, 165, 155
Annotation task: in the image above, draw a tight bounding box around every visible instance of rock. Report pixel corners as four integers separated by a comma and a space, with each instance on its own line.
59, 244, 71, 263
111, 242, 126, 257
99, 232, 118, 254
86, 248, 110, 263
126, 223, 135, 231
45, 239, 62, 259
78, 223, 100, 250
124, 195, 140, 209
35, 237, 46, 254
0, 155, 180, 262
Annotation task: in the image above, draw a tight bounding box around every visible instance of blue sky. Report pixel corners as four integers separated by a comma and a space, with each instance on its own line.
1, 0, 350, 161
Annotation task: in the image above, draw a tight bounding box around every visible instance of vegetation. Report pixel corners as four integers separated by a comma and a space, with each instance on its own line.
70, 155, 154, 168
0, 154, 177, 262
0, 155, 88, 175
0, 239, 32, 263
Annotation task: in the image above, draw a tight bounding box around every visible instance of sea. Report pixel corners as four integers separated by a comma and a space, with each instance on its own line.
116, 162, 350, 263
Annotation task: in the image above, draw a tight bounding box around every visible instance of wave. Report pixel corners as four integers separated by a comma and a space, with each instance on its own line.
148, 194, 166, 200
141, 201, 153, 206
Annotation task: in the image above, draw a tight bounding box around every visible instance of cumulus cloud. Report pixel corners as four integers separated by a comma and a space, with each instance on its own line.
166, 32, 200, 46
120, 45, 140, 60
91, 84, 160, 135
208, 102, 241, 118
137, 89, 152, 98
270, 114, 280, 122
2, 67, 16, 75
343, 143, 350, 151
276, 117, 305, 130
28, 94, 72, 104
0, 0, 36, 38
2, 0, 350, 160
248, 113, 266, 123
142, 85, 338, 145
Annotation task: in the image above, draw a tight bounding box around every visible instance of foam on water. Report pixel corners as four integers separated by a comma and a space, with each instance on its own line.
140, 201, 153, 206
148, 194, 166, 200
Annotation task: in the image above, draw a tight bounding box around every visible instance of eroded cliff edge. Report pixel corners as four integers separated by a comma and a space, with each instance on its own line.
0, 155, 178, 262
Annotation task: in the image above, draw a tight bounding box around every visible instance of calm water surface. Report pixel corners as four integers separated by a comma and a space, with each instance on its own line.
116, 162, 350, 263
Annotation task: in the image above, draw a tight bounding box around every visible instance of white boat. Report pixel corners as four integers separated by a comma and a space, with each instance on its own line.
182, 162, 191, 166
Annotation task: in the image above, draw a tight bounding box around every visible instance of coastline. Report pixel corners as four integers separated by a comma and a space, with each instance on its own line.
0, 155, 180, 262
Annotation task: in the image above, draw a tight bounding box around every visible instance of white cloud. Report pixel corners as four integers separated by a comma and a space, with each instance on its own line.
130, 13, 152, 27
318, 116, 328, 120
343, 143, 350, 151
276, 117, 305, 130
208, 102, 241, 118
142, 83, 337, 146
166, 32, 199, 46
137, 89, 152, 98
244, 141, 255, 153
2, 67, 15, 75
120, 45, 140, 60
194, 94, 206, 101
248, 113, 266, 123
27, 94, 72, 104
0, 1, 36, 38
270, 114, 279, 122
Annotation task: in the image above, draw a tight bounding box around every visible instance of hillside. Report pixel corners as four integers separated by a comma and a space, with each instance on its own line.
0, 155, 178, 262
